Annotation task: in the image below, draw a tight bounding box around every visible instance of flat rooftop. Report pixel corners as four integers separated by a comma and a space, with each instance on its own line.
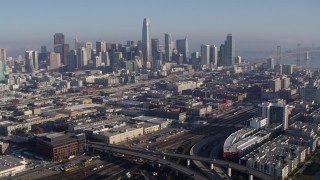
0, 155, 26, 171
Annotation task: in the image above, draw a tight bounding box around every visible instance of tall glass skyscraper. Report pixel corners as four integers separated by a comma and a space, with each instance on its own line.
142, 18, 152, 68
176, 38, 189, 64
165, 33, 173, 62
226, 34, 235, 66
0, 61, 5, 81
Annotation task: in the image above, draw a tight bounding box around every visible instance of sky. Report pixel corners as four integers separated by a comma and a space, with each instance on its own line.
0, 0, 319, 57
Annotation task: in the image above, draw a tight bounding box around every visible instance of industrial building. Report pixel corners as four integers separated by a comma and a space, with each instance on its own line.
0, 155, 26, 178
30, 132, 85, 161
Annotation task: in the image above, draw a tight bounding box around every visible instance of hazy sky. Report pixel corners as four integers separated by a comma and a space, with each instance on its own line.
0, 0, 319, 56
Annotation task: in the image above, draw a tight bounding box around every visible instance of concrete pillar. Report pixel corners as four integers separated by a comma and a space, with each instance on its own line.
176, 170, 179, 176
210, 163, 214, 170
228, 167, 232, 177
151, 161, 155, 168
187, 159, 190, 167
163, 156, 166, 160
248, 174, 253, 180
158, 163, 161, 168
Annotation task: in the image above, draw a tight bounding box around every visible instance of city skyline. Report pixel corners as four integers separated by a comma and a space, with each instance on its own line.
0, 0, 319, 56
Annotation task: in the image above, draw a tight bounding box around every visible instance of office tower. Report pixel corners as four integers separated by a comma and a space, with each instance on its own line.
67, 50, 77, 72
85, 42, 93, 60
137, 40, 142, 51
282, 64, 294, 75
267, 58, 275, 69
218, 44, 226, 66
165, 33, 173, 62
127, 41, 135, 46
54, 33, 69, 69
41, 46, 47, 53
210, 45, 218, 66
275, 64, 283, 75
258, 102, 288, 129
226, 34, 235, 66
151, 38, 160, 59
0, 49, 6, 73
281, 75, 290, 89
96, 41, 106, 53
142, 18, 152, 68
76, 47, 88, 70
235, 56, 242, 64
0, 61, 5, 81
47, 52, 61, 72
270, 104, 289, 130
268, 77, 281, 92
102, 52, 110, 66
93, 56, 101, 68
25, 51, 38, 73
200, 45, 210, 65
54, 33, 65, 45
176, 38, 189, 64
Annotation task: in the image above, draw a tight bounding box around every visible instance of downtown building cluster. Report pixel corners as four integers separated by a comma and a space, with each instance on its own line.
0, 18, 236, 79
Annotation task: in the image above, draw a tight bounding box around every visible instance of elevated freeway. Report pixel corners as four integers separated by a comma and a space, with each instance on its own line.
88, 142, 273, 180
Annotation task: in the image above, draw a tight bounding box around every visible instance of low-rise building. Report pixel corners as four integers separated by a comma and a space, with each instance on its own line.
0, 155, 26, 178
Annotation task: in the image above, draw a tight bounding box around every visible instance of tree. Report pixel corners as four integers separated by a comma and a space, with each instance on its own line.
30, 126, 44, 134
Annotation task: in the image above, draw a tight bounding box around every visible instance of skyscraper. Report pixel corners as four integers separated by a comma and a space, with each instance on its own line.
226, 34, 235, 66
210, 45, 218, 66
54, 33, 69, 70
0, 61, 5, 81
165, 33, 173, 62
200, 44, 210, 65
47, 52, 61, 72
152, 38, 162, 60
267, 58, 275, 69
85, 42, 93, 60
96, 41, 106, 53
142, 18, 152, 68
176, 38, 189, 64
67, 50, 77, 72
77, 47, 88, 70
0, 49, 6, 73
25, 50, 38, 73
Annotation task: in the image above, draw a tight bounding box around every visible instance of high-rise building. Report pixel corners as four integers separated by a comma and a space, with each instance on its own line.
210, 45, 218, 66
226, 34, 235, 66
218, 44, 226, 66
54, 33, 65, 45
267, 58, 275, 69
270, 104, 289, 130
0, 48, 7, 76
25, 50, 38, 73
41, 46, 47, 53
101, 51, 110, 66
77, 47, 88, 70
200, 44, 210, 65
268, 77, 282, 92
235, 56, 242, 64
142, 18, 152, 68
67, 50, 77, 72
47, 52, 61, 72
282, 64, 294, 75
151, 38, 160, 59
165, 33, 173, 62
0, 61, 5, 81
258, 102, 289, 130
54, 33, 69, 71
176, 38, 189, 64
96, 41, 106, 53
85, 42, 93, 60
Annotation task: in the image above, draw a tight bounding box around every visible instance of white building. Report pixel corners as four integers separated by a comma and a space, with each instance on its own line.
200, 44, 210, 65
